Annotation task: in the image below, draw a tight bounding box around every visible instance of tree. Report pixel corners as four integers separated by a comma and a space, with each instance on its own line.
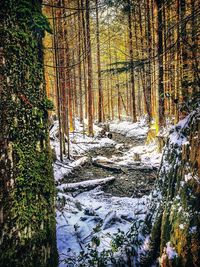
0, 1, 57, 266
142, 109, 200, 266
77, 0, 84, 124
127, 0, 137, 122
43, 0, 199, 134
155, 0, 165, 128
96, 0, 104, 123
86, 0, 94, 135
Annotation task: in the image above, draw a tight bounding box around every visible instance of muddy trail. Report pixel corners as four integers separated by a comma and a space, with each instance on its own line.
62, 132, 157, 198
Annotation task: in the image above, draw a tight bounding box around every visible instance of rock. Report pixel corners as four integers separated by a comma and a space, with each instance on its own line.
107, 132, 113, 139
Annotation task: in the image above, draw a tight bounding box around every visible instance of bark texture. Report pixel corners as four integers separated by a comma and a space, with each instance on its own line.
0, 1, 58, 266
142, 108, 200, 266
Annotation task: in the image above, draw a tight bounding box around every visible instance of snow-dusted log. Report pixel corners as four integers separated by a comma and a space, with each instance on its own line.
121, 164, 158, 171
92, 158, 122, 173
67, 156, 89, 169
71, 141, 100, 144
92, 162, 122, 173
92, 157, 157, 172
57, 176, 116, 192
54, 156, 89, 181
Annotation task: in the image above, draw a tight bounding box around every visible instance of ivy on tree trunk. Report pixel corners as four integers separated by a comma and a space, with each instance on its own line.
0, 1, 58, 266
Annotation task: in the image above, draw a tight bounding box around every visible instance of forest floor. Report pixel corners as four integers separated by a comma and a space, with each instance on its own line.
50, 119, 162, 266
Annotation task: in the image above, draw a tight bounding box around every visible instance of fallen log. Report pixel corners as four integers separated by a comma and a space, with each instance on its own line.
92, 158, 122, 173
122, 164, 158, 171
92, 158, 157, 172
54, 156, 89, 182
57, 176, 116, 192
71, 141, 100, 144
92, 161, 122, 173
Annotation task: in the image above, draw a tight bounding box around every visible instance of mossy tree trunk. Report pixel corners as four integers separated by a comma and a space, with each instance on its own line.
0, 1, 58, 266
142, 109, 200, 266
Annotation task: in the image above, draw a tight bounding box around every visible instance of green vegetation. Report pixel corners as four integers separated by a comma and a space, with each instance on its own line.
0, 1, 57, 266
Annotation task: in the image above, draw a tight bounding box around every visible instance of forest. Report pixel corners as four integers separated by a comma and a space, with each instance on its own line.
0, 0, 199, 266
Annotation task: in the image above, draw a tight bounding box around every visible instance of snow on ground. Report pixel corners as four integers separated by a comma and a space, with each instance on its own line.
109, 118, 161, 169
93, 141, 161, 170
116, 142, 161, 169
51, 120, 115, 181
57, 187, 148, 266
110, 118, 148, 139
51, 118, 162, 266
54, 156, 89, 181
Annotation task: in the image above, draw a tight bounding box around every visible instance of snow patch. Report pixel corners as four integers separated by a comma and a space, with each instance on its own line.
110, 119, 148, 139
185, 173, 193, 182
166, 242, 178, 260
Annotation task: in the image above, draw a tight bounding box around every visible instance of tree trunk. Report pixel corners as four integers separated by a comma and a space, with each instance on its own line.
174, 0, 181, 123
180, 0, 189, 102
145, 0, 152, 121
95, 0, 103, 123
81, 0, 88, 120
108, 22, 114, 120
86, 0, 93, 136
78, 0, 83, 124
117, 84, 121, 120
155, 0, 165, 128
142, 109, 200, 266
0, 1, 58, 266
127, 0, 137, 122
52, 3, 64, 161
57, 1, 67, 156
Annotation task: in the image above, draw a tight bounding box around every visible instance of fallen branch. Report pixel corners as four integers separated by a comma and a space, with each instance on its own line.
102, 211, 120, 230
92, 162, 122, 173
71, 141, 100, 144
92, 158, 157, 172
125, 164, 158, 171
92, 159, 122, 173
57, 176, 116, 192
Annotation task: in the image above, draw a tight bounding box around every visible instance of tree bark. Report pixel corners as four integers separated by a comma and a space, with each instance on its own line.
86, 0, 93, 136
142, 109, 200, 267
96, 0, 103, 123
52, 3, 64, 161
0, 1, 58, 266
155, 0, 165, 128
127, 0, 137, 122
78, 0, 83, 123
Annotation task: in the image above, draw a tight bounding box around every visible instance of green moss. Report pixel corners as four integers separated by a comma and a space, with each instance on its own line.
141, 111, 200, 266
160, 207, 172, 250
0, 1, 57, 266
